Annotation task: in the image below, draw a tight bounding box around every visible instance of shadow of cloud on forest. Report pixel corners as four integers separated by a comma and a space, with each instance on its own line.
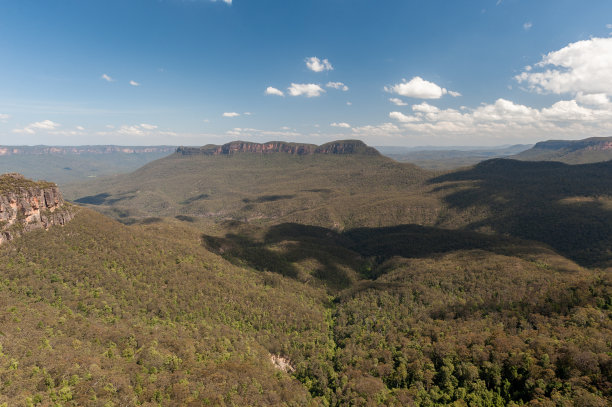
202, 221, 567, 290
429, 158, 612, 267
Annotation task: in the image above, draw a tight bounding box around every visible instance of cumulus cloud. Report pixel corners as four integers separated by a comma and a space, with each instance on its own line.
13, 120, 61, 134
223, 112, 240, 117
129, 80, 140, 86
389, 111, 419, 123
385, 76, 461, 99
0, 114, 10, 122
516, 37, 612, 96
265, 86, 284, 96
351, 122, 402, 138
326, 82, 348, 91
389, 98, 407, 106
576, 92, 610, 106
330, 122, 351, 128
101, 74, 114, 82
385, 98, 612, 140
287, 83, 325, 97
306, 57, 333, 72
523, 22, 533, 31
99, 123, 178, 139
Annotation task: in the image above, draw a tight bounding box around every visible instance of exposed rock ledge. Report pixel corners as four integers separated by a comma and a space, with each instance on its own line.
0, 173, 74, 245
176, 139, 380, 156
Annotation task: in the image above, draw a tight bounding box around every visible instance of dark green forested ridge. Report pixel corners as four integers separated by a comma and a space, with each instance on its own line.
0, 208, 610, 405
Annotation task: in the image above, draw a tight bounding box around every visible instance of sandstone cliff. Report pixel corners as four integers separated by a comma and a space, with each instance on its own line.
0, 173, 74, 244
176, 140, 380, 156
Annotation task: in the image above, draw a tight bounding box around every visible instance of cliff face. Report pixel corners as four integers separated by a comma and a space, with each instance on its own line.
0, 173, 74, 245
176, 140, 380, 156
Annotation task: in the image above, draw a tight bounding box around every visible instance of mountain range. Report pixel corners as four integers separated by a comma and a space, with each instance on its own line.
0, 138, 610, 406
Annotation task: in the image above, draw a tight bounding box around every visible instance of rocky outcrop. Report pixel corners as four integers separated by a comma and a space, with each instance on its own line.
176, 140, 381, 156
0, 173, 74, 245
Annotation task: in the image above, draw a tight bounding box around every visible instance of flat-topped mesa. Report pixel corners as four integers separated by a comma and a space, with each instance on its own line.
176, 140, 381, 156
532, 137, 612, 152
0, 173, 74, 245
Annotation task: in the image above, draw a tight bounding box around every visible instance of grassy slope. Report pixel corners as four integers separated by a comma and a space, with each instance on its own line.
67, 150, 612, 268
66, 152, 441, 230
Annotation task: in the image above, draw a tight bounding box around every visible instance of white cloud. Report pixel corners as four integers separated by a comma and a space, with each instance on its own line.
223, 112, 240, 117
351, 122, 402, 138
99, 123, 178, 139
346, 101, 352, 106
101, 74, 114, 82
523, 22, 533, 31
389, 98, 407, 106
243, 112, 252, 116
516, 37, 612, 96
330, 122, 351, 128
0, 114, 10, 122
384, 97, 612, 141
326, 81, 348, 91
389, 111, 420, 123
223, 0, 231, 4
385, 76, 460, 99
541, 100, 596, 121
76, 125, 85, 131
287, 83, 325, 97
265, 86, 284, 96
606, 24, 612, 29
576, 92, 610, 106
129, 80, 140, 86
306, 57, 333, 72
13, 120, 61, 134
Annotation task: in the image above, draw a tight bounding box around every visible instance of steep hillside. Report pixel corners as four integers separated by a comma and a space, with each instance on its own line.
0, 146, 175, 185
0, 207, 609, 405
66, 140, 440, 230
514, 137, 612, 164
0, 173, 73, 244
431, 158, 612, 267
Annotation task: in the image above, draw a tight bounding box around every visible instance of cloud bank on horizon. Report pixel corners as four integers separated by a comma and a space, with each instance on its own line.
1, 1, 612, 146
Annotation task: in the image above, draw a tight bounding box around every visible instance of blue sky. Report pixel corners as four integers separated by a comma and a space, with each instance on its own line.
1, 0, 612, 146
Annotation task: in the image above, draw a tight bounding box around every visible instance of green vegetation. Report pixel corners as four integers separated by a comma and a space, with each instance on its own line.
2, 138, 612, 405
0, 209, 609, 405
66, 152, 440, 230
432, 158, 612, 267
0, 173, 56, 192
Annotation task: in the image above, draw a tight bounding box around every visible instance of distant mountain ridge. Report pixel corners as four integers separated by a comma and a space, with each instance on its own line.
514, 136, 612, 164
176, 139, 380, 156
0, 145, 176, 156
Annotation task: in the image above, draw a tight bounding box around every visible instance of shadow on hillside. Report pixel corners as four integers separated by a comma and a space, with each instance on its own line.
202, 221, 568, 290
430, 158, 612, 267
74, 192, 136, 205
